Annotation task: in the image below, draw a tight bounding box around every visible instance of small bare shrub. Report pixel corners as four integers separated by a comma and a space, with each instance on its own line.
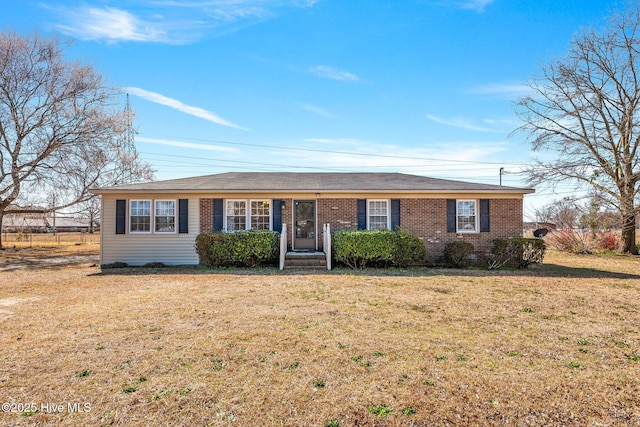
490, 238, 546, 269
546, 230, 592, 254
142, 262, 167, 268
593, 231, 620, 251
443, 241, 474, 267
101, 261, 128, 269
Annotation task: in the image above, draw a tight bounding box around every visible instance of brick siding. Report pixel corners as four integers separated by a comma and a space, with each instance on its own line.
199, 196, 524, 264
399, 198, 523, 262
199, 198, 213, 233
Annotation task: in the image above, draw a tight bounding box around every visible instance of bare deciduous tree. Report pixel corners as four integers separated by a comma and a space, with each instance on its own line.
0, 31, 153, 247
578, 192, 622, 236
535, 198, 580, 230
515, 3, 640, 253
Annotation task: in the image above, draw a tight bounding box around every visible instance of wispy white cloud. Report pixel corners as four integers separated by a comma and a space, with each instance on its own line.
137, 137, 239, 153
428, 0, 496, 13
457, 0, 495, 12
305, 138, 365, 146
127, 87, 249, 130
281, 138, 510, 180
470, 83, 532, 97
426, 114, 495, 132
48, 1, 319, 44
309, 65, 360, 82
300, 104, 339, 119
53, 6, 171, 43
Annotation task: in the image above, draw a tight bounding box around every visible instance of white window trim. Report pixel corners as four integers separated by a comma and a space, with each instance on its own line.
225, 199, 247, 232
249, 199, 272, 231
154, 199, 177, 234
367, 199, 390, 230
224, 199, 272, 232
456, 199, 478, 234
129, 199, 152, 234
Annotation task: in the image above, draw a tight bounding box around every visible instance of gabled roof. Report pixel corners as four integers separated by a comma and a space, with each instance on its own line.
92, 172, 534, 194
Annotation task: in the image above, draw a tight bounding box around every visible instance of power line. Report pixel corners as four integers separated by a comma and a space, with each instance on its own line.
139, 134, 532, 166
140, 151, 528, 177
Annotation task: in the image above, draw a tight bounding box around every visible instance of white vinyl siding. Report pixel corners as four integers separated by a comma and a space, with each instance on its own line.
368, 200, 389, 230
457, 200, 477, 233
102, 196, 199, 266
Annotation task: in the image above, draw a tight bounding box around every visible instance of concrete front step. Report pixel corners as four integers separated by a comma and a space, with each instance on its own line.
284, 251, 327, 269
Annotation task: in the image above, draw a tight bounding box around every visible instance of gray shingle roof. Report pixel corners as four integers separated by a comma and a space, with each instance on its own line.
92, 172, 534, 194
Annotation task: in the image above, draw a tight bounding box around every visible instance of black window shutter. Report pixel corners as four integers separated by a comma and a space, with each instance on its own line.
480, 199, 490, 232
272, 199, 282, 233
116, 199, 126, 234
213, 198, 223, 232
357, 199, 367, 230
391, 199, 400, 230
178, 199, 189, 233
446, 199, 456, 233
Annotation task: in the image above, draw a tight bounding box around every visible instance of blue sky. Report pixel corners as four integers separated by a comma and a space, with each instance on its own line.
4, 0, 615, 219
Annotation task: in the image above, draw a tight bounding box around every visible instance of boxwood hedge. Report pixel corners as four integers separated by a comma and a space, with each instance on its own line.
195, 231, 279, 268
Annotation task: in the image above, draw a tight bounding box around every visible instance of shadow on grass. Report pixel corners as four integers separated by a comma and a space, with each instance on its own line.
0, 256, 99, 272
90, 261, 640, 280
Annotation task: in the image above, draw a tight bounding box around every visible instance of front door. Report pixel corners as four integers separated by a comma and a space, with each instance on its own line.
294, 200, 316, 250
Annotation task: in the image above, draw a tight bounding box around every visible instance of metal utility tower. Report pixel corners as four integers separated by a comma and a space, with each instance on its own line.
118, 93, 138, 183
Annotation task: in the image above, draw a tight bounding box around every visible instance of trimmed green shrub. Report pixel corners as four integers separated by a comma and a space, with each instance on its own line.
443, 241, 474, 267
195, 231, 279, 268
333, 230, 397, 269
491, 238, 546, 269
394, 228, 426, 267
194, 233, 220, 267
333, 229, 425, 269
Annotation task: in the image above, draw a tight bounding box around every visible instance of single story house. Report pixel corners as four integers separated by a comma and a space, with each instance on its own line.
91, 172, 534, 266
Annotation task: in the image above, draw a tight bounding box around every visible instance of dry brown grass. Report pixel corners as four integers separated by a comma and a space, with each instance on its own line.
1, 249, 639, 426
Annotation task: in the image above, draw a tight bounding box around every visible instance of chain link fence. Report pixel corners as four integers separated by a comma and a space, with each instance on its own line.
1, 232, 100, 248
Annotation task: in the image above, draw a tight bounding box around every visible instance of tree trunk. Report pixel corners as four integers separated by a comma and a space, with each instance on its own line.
0, 210, 4, 249
621, 213, 637, 254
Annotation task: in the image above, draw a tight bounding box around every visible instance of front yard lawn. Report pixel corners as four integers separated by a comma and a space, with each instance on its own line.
0, 250, 639, 425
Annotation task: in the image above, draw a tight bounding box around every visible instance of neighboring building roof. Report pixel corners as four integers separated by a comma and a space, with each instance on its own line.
92, 172, 534, 195
5, 205, 49, 214
2, 213, 90, 229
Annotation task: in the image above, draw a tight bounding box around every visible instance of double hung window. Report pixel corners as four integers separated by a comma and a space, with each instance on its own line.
154, 200, 176, 233
129, 199, 177, 233
368, 200, 389, 230
226, 200, 271, 231
457, 200, 477, 232
130, 200, 151, 233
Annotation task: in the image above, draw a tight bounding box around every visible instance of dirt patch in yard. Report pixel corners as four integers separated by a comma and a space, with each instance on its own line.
0, 296, 41, 321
